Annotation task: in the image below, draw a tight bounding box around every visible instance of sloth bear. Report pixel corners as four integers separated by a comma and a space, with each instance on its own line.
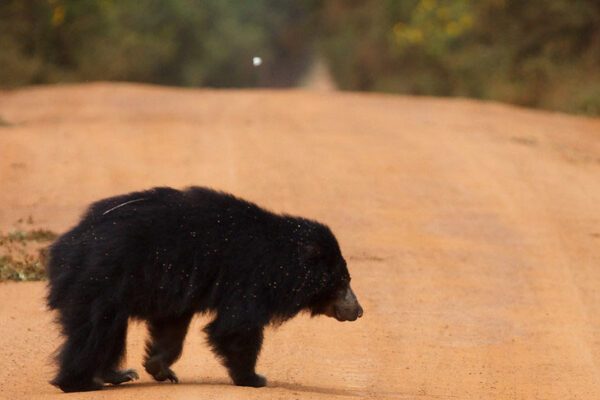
46, 186, 363, 392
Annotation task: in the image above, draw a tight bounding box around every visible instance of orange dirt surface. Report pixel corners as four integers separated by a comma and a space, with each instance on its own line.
1, 83, 600, 399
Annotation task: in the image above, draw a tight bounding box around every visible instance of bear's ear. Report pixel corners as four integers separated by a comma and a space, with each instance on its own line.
301, 242, 322, 259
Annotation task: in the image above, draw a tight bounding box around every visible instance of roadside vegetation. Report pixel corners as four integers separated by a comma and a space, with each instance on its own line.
0, 218, 56, 281
1, 0, 598, 115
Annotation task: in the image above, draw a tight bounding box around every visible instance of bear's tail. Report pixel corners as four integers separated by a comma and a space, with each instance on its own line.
46, 232, 86, 310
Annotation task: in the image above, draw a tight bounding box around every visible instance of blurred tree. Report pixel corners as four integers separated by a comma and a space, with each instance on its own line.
0, 0, 318, 87
319, 0, 600, 114
1, 0, 599, 114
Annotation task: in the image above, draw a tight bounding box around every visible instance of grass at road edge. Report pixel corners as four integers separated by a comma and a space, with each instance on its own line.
0, 224, 56, 281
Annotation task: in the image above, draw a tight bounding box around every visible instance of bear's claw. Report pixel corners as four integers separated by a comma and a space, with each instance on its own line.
144, 358, 179, 383
102, 368, 139, 385
152, 367, 178, 383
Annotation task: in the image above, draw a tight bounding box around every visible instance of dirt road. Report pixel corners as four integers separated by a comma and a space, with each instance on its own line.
1, 83, 599, 399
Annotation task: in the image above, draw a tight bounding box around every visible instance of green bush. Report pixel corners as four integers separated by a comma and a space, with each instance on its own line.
319, 0, 600, 115
0, 228, 57, 282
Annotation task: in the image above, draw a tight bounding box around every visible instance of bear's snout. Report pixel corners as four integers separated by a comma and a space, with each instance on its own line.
333, 286, 363, 322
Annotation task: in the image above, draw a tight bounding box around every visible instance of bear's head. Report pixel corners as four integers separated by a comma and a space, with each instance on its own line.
307, 258, 363, 322
297, 223, 364, 322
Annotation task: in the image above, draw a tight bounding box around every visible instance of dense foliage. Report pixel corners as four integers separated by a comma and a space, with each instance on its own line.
320, 0, 600, 114
1, 0, 599, 114
0, 0, 317, 87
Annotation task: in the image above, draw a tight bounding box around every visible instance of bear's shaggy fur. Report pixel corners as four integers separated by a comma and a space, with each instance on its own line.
47, 186, 353, 392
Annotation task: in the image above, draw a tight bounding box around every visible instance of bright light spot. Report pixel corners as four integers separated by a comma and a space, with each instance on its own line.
252, 56, 262, 67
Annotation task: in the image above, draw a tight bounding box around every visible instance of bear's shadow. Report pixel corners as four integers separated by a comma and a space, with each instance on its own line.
104, 378, 363, 397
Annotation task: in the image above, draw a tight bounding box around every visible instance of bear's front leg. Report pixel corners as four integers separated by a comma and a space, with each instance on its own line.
144, 314, 193, 384
205, 319, 266, 387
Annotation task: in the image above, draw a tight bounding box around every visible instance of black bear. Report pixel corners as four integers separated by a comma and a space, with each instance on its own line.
46, 186, 363, 392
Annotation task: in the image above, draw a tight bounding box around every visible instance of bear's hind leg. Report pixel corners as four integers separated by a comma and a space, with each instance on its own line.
143, 314, 193, 383
53, 304, 134, 392
52, 304, 129, 392
98, 318, 139, 386
205, 318, 266, 387
51, 352, 103, 394
51, 318, 102, 391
